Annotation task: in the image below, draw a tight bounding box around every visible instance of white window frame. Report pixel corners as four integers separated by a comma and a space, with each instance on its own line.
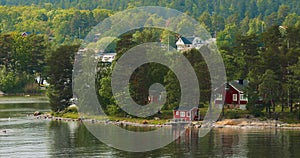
176, 111, 179, 115
180, 111, 185, 117
240, 94, 247, 101
233, 94, 237, 101
216, 94, 223, 100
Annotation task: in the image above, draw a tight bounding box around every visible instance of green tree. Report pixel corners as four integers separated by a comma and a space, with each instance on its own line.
0, 66, 17, 93
283, 13, 300, 27
198, 11, 212, 34
258, 69, 280, 114
278, 5, 290, 24
45, 44, 79, 112
290, 57, 300, 107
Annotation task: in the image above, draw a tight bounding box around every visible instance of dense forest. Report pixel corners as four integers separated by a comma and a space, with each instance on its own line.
1, 1, 300, 115
1, 0, 300, 18
1, 0, 300, 40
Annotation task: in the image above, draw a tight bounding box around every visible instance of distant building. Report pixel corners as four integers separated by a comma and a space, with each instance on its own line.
173, 106, 199, 121
21, 32, 41, 37
214, 80, 249, 110
21, 32, 31, 37
176, 36, 205, 51
99, 53, 117, 63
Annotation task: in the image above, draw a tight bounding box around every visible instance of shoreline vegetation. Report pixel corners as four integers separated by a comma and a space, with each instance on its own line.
3, 96, 300, 130
34, 105, 300, 130
35, 112, 300, 130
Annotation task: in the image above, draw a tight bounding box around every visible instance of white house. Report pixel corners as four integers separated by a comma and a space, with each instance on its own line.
176, 36, 217, 51
176, 36, 204, 51
99, 53, 117, 63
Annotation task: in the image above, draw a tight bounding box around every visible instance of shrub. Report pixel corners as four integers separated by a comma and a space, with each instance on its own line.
65, 105, 78, 113
62, 112, 79, 119
226, 110, 242, 119
107, 105, 120, 116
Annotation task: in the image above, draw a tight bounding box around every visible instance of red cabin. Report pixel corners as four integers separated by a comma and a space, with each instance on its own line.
173, 106, 199, 121
214, 80, 248, 110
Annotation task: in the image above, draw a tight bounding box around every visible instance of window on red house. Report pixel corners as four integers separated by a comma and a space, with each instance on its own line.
180, 112, 185, 117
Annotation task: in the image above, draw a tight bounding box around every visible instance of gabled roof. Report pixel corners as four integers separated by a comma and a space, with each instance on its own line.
229, 80, 249, 92
176, 36, 206, 45
21, 32, 31, 36
178, 37, 193, 44
174, 105, 198, 111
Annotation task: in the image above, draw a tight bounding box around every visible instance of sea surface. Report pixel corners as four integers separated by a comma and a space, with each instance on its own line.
1, 103, 300, 157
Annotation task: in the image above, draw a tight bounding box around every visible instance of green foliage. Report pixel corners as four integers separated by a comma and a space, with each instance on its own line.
259, 70, 280, 104
0, 66, 17, 92
0, 1, 299, 44
45, 44, 79, 112
225, 109, 250, 119
164, 70, 180, 109
0, 33, 48, 94
51, 110, 79, 119
62, 112, 79, 119
226, 110, 243, 119
65, 105, 78, 113
106, 105, 121, 116
1, 1, 300, 116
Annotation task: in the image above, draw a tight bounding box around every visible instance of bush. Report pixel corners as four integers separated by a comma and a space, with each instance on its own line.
247, 104, 265, 117
62, 112, 79, 119
198, 103, 205, 108
226, 110, 242, 119
107, 105, 120, 116
65, 105, 78, 113
225, 109, 251, 119
251, 108, 264, 117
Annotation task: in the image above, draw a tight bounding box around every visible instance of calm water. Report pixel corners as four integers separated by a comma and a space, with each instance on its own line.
1, 103, 300, 158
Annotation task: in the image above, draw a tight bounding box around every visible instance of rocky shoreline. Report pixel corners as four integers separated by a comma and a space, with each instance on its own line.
211, 119, 300, 130
35, 114, 171, 128
35, 114, 300, 130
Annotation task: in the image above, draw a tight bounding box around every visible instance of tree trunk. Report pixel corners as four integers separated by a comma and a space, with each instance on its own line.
290, 87, 293, 113
272, 99, 276, 112
281, 98, 284, 112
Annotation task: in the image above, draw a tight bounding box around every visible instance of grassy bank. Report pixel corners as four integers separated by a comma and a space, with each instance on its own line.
48, 104, 300, 125
84, 110, 174, 125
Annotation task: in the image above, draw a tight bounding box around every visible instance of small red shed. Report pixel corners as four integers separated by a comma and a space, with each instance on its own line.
214, 80, 248, 110
173, 106, 199, 121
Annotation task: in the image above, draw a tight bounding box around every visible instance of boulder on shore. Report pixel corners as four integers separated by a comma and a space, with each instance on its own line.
34, 111, 42, 116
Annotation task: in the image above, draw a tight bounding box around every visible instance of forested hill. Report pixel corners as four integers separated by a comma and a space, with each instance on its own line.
0, 0, 300, 18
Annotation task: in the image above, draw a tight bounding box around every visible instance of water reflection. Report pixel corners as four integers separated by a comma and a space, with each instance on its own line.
48, 121, 115, 157
1, 103, 300, 157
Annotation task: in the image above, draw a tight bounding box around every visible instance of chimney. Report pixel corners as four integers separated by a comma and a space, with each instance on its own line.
238, 79, 244, 85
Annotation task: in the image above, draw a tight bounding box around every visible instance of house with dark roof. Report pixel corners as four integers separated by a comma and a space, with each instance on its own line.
214, 80, 249, 110
175, 36, 204, 51
21, 32, 42, 37
173, 105, 199, 121
21, 32, 31, 37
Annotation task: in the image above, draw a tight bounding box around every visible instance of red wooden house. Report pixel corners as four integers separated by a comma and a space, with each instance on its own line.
214, 80, 248, 110
173, 106, 199, 121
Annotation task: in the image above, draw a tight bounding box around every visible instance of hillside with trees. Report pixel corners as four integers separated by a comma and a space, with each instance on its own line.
0, 1, 300, 117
